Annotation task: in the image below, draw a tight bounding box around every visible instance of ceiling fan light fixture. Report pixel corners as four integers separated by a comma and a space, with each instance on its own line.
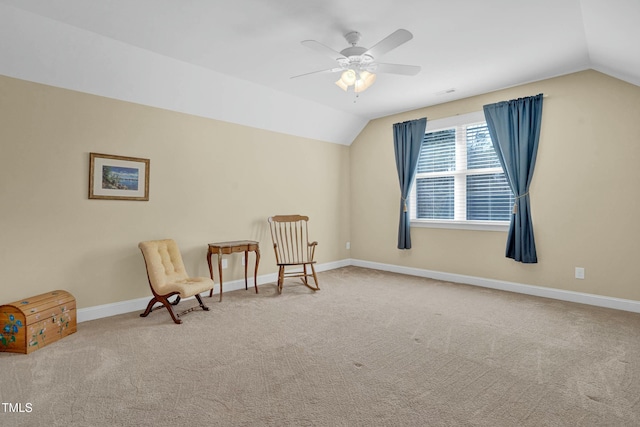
335, 78, 349, 91
336, 69, 357, 91
354, 70, 376, 93
336, 69, 377, 93
360, 70, 376, 87
340, 69, 357, 85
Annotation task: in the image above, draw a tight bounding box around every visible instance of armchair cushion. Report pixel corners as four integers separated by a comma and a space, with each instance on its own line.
138, 239, 213, 298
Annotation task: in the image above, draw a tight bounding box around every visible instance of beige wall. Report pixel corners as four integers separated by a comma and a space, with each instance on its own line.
350, 70, 640, 301
0, 76, 351, 308
2, 69, 639, 310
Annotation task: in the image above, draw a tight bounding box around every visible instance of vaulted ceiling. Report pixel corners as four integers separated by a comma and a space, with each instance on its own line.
1, 0, 638, 145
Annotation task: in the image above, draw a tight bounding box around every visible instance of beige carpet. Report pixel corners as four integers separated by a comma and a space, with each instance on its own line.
1, 266, 640, 426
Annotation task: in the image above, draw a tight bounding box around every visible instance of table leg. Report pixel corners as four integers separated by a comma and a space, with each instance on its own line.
244, 251, 249, 290
254, 246, 260, 294
217, 250, 223, 302
207, 252, 214, 298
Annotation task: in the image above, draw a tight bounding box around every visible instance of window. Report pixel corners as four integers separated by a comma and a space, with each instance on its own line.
409, 112, 513, 231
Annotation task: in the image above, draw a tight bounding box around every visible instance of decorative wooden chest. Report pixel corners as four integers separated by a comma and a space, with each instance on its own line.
0, 290, 77, 354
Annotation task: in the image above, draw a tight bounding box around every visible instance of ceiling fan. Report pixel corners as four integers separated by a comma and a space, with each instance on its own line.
293, 29, 421, 93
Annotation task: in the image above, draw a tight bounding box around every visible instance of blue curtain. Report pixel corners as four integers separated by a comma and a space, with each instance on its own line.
483, 94, 543, 263
393, 117, 427, 249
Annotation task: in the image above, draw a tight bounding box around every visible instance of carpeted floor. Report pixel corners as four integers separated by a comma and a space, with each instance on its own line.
1, 266, 640, 426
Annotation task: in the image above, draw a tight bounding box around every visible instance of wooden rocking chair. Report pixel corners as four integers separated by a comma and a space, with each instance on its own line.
138, 239, 214, 324
268, 215, 319, 294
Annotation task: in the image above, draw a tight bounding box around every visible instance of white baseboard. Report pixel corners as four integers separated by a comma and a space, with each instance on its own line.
350, 259, 640, 314
77, 258, 352, 323
78, 258, 640, 322
77, 296, 151, 323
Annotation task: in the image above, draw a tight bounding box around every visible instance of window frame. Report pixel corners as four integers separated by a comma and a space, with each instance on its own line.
409, 111, 511, 232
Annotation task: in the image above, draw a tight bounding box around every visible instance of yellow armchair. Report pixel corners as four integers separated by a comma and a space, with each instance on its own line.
138, 239, 213, 324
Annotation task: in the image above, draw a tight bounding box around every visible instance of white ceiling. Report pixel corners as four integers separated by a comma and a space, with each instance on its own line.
1, 0, 638, 145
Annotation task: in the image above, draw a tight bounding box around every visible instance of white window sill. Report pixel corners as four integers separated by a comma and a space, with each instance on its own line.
410, 220, 510, 232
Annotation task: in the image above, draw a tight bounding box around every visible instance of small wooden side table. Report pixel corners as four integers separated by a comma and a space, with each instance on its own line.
207, 240, 260, 301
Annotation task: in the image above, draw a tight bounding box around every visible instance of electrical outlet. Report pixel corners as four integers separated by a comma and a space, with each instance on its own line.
241, 257, 245, 266
575, 267, 585, 279
346, 241, 351, 250
222, 259, 228, 269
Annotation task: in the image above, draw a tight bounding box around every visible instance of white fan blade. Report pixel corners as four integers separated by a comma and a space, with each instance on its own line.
301, 40, 347, 61
375, 63, 421, 76
364, 29, 413, 59
290, 67, 343, 79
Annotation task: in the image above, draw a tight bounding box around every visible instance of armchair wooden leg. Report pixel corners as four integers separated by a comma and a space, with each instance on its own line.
195, 294, 210, 311
158, 297, 182, 324
140, 297, 159, 318
140, 295, 183, 324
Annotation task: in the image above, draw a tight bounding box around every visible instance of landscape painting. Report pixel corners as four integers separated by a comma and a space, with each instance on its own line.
89, 153, 150, 201
102, 165, 139, 191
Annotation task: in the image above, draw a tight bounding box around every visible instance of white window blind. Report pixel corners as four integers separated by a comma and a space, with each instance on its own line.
410, 112, 514, 229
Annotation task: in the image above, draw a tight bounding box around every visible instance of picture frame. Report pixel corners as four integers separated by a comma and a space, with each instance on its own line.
89, 153, 150, 201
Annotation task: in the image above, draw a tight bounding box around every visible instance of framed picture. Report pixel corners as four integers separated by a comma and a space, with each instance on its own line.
89, 153, 150, 201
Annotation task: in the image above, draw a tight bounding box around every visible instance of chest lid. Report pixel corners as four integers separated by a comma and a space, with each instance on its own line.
1, 290, 75, 326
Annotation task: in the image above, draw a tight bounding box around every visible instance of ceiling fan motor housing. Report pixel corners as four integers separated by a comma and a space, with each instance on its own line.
340, 46, 368, 58
340, 31, 374, 69
344, 31, 362, 46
